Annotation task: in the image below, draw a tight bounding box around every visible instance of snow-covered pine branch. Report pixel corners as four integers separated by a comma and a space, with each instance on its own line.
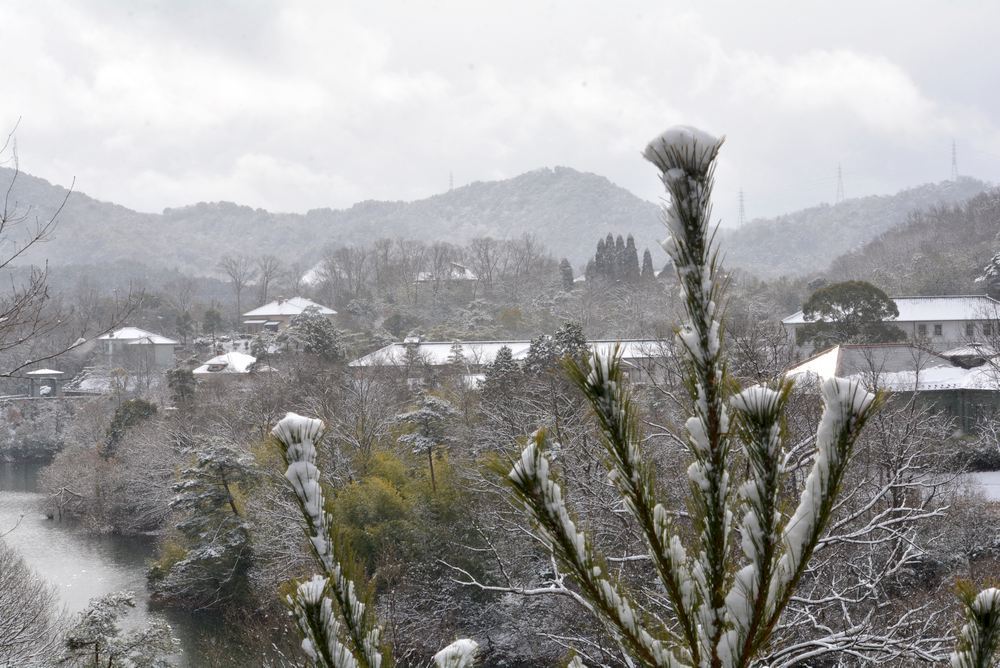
505, 429, 684, 668
433, 638, 480, 667
950, 586, 1000, 668
500, 125, 884, 668
272, 412, 387, 668
564, 344, 699, 655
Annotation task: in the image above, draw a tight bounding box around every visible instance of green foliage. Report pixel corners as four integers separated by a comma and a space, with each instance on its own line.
105, 398, 157, 453
277, 306, 345, 362
797, 280, 906, 347
149, 441, 256, 609
166, 367, 195, 406
588, 231, 642, 284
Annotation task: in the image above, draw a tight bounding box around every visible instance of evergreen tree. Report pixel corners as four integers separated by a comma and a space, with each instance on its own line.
593, 238, 607, 280
447, 340, 466, 369
394, 393, 459, 492
977, 252, 1000, 300
553, 321, 587, 359
584, 259, 596, 283
277, 306, 344, 362
105, 399, 157, 455
525, 334, 557, 374
149, 441, 256, 609
480, 345, 521, 439
641, 248, 656, 281
559, 258, 574, 291
797, 280, 906, 347
612, 234, 625, 280
166, 367, 196, 407
624, 234, 641, 283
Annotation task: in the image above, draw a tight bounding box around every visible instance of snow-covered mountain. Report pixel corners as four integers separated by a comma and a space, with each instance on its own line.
0, 166, 663, 275
720, 177, 990, 278
0, 165, 990, 281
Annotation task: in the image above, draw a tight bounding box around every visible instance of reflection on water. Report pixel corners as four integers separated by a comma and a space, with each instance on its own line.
0, 461, 212, 666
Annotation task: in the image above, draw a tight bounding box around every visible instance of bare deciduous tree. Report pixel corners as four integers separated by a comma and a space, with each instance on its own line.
218, 254, 258, 327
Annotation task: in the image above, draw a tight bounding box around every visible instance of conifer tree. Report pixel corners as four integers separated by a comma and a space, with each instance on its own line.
613, 234, 625, 280
501, 126, 884, 667
559, 258, 575, 291
594, 238, 607, 280
641, 248, 656, 282
149, 440, 255, 609
624, 234, 641, 283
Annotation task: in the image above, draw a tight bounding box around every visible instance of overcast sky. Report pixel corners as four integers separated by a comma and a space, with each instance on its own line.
5, 1, 1000, 228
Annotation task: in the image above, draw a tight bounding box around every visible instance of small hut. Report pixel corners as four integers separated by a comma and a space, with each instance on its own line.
25, 368, 64, 397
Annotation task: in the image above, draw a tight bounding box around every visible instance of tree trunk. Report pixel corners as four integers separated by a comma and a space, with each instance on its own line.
428, 447, 437, 493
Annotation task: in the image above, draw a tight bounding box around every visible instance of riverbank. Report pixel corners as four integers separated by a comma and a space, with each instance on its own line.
0, 461, 209, 665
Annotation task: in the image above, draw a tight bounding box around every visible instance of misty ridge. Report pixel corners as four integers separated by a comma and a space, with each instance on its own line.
0, 163, 990, 283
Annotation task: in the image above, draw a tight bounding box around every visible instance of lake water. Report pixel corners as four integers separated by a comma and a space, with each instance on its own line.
0, 462, 211, 665
965, 470, 1000, 501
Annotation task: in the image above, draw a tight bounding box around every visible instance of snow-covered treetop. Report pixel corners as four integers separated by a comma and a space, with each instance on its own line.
433, 638, 479, 668
642, 125, 723, 177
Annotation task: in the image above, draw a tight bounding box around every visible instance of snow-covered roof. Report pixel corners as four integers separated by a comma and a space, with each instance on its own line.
193, 351, 257, 375
941, 343, 998, 358
242, 296, 336, 318
785, 343, 1000, 392
348, 339, 669, 368
25, 368, 64, 376
97, 327, 179, 345
782, 295, 1000, 325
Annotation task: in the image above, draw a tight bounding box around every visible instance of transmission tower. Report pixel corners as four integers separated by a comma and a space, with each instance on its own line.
951, 140, 959, 181
738, 188, 746, 227
836, 164, 845, 203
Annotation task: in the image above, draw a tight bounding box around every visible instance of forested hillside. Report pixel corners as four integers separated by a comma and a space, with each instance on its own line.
825, 188, 1000, 295
721, 177, 990, 278
0, 166, 663, 274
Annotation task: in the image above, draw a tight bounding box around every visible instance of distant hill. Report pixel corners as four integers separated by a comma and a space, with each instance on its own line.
719, 177, 990, 278
0, 166, 664, 275
823, 187, 1000, 296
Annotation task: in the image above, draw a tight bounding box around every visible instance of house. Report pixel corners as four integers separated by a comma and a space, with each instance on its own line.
782, 295, 1000, 352
242, 296, 337, 333
349, 337, 671, 387
193, 351, 259, 379
785, 342, 1000, 432
97, 327, 179, 368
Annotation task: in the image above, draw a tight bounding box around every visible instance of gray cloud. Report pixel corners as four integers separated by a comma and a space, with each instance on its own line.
4, 0, 999, 230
